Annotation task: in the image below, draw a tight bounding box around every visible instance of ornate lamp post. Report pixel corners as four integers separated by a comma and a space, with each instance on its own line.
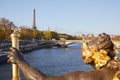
10, 28, 21, 80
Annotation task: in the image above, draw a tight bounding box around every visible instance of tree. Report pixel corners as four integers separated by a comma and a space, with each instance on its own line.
43, 29, 52, 40
58, 33, 69, 40
0, 17, 15, 39
51, 31, 59, 40
19, 26, 33, 39
33, 28, 39, 39
38, 31, 44, 40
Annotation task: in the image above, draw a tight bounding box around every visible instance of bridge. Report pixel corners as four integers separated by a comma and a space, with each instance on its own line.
57, 40, 82, 45
38, 40, 120, 48
38, 40, 83, 48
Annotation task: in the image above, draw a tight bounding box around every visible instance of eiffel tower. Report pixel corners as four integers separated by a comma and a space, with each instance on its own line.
32, 9, 37, 29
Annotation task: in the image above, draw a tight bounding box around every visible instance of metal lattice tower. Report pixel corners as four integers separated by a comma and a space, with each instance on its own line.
32, 9, 37, 29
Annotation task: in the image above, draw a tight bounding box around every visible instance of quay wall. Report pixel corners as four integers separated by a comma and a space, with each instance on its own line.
0, 40, 120, 52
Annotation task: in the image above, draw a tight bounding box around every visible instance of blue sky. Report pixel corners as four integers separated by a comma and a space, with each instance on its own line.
0, 0, 120, 35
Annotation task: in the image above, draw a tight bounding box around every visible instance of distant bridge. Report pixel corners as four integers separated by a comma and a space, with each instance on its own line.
38, 40, 82, 47
38, 40, 120, 48
56, 40, 82, 45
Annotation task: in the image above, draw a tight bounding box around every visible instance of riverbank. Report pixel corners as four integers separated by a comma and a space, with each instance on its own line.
0, 42, 61, 63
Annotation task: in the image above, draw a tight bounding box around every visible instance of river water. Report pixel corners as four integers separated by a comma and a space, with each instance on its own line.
1, 43, 119, 80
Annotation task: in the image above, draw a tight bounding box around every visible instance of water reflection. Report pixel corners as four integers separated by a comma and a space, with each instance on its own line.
67, 43, 82, 48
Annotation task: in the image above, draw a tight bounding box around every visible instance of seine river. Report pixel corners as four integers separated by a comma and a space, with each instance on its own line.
2, 43, 119, 80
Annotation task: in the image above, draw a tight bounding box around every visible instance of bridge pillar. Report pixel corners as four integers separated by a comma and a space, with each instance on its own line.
61, 44, 67, 48
62, 40, 67, 48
